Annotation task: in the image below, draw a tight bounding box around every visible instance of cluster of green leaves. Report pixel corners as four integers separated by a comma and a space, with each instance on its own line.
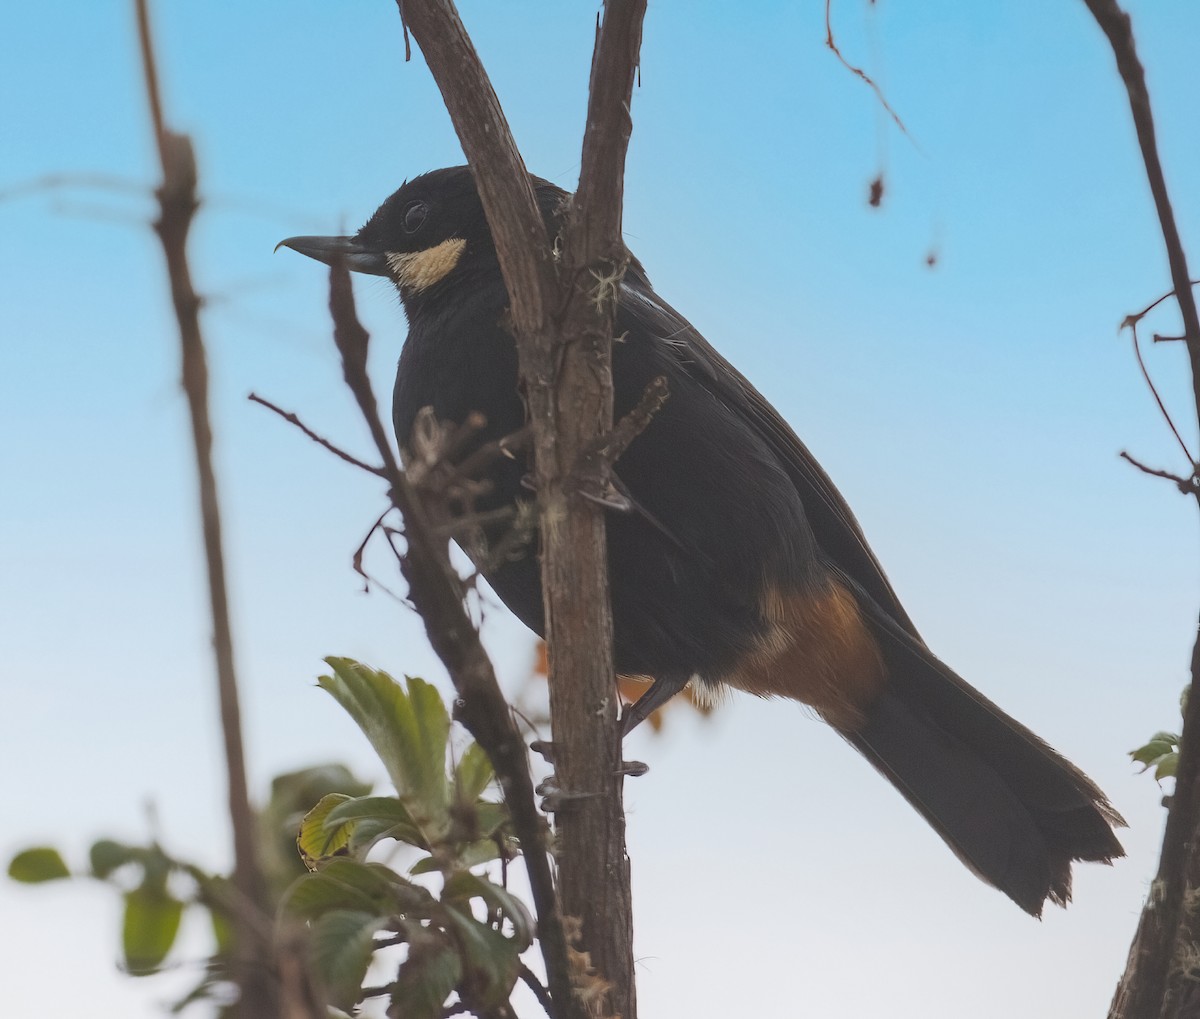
288, 658, 529, 1016
1130, 686, 1188, 786
1131, 730, 1180, 782
7, 762, 372, 1014
9, 839, 194, 976
8, 659, 533, 1018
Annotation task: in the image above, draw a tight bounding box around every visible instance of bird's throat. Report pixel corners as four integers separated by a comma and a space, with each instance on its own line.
386, 237, 467, 293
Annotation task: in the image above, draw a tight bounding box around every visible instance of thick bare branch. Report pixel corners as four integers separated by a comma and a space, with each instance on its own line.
569, 0, 646, 266
533, 8, 647, 1019
395, 4, 647, 1018
395, 1, 555, 342
1082, 0, 1200, 392
1081, 3, 1200, 1017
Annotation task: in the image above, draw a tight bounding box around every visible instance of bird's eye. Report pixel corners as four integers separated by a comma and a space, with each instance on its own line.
403, 201, 428, 233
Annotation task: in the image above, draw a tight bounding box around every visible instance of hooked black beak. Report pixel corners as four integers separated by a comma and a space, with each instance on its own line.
275, 235, 390, 277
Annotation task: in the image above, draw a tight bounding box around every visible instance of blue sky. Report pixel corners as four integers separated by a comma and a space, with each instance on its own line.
4, 2, 1199, 1016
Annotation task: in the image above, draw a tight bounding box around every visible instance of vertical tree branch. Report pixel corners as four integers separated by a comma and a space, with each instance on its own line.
1079, 3, 1200, 1017
545, 8, 646, 1019
394, 2, 556, 341
134, 2, 276, 1015
397, 3, 646, 1016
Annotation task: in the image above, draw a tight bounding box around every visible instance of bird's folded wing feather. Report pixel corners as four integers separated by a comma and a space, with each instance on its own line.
620, 277, 922, 641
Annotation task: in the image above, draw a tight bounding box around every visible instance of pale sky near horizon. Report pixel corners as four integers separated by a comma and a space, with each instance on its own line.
4, 2, 1200, 1016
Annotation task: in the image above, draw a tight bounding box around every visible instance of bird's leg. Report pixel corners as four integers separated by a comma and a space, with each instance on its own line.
620, 673, 691, 736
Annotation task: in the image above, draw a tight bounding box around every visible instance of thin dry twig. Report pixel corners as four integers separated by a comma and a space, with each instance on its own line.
348, 510, 414, 606
133, 1, 283, 1015
590, 375, 669, 467
1118, 451, 1198, 494
0, 172, 150, 204
322, 258, 569, 1019
518, 965, 555, 1018
352, 508, 391, 580
1123, 280, 1200, 331
824, 0, 911, 140
452, 424, 533, 482
248, 392, 386, 476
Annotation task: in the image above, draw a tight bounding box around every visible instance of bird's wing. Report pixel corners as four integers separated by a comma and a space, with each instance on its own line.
619, 277, 922, 641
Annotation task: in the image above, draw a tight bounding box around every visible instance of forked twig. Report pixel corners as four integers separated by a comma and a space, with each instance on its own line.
1118, 451, 1198, 494
1127, 321, 1194, 464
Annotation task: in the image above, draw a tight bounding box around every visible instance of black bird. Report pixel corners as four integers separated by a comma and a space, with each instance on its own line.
280, 166, 1124, 915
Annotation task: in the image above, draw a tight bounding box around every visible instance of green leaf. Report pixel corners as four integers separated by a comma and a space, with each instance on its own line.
122, 885, 184, 974
209, 901, 234, 957
1157, 753, 1180, 780
1131, 739, 1175, 767
455, 743, 495, 802
8, 847, 70, 883
443, 871, 533, 950
347, 816, 425, 859
260, 764, 374, 891
324, 795, 425, 851
410, 838, 501, 876
283, 859, 432, 920
297, 793, 354, 870
459, 840, 505, 870
268, 764, 373, 813
317, 660, 451, 836
89, 839, 135, 879
138, 845, 173, 892
393, 934, 463, 1019
474, 802, 511, 840
444, 904, 521, 1007
284, 870, 381, 919
309, 909, 387, 1011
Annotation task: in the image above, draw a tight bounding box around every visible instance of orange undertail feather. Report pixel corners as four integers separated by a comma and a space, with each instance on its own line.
721, 579, 885, 731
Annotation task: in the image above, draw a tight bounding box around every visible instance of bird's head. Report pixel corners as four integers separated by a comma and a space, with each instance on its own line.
278, 165, 566, 313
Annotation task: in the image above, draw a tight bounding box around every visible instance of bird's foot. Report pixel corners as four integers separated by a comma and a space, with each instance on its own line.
530, 739, 649, 784
535, 774, 600, 814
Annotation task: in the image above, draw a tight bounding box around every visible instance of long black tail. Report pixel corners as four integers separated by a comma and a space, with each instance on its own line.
847, 613, 1125, 916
